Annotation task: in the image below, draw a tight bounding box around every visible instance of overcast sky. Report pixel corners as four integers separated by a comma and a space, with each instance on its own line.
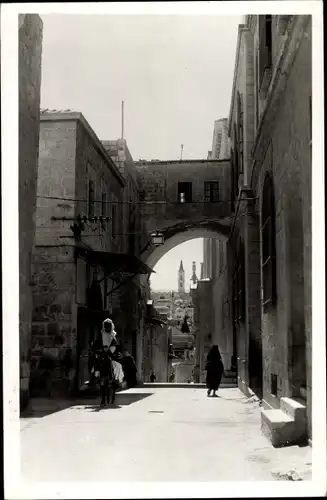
40, 14, 242, 291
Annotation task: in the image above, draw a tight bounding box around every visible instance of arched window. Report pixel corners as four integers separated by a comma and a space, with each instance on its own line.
261, 173, 277, 308
233, 241, 246, 324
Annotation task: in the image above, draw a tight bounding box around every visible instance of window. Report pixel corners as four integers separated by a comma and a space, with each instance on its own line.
258, 15, 272, 88
101, 192, 107, 217
255, 47, 260, 127
88, 180, 95, 217
232, 122, 240, 200
204, 181, 219, 202
237, 92, 244, 174
271, 373, 278, 396
112, 204, 116, 239
178, 182, 192, 203
128, 206, 136, 254
232, 242, 245, 324
261, 173, 277, 308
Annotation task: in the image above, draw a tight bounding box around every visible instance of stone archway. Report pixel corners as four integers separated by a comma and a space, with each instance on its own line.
145, 227, 229, 269
143, 224, 235, 383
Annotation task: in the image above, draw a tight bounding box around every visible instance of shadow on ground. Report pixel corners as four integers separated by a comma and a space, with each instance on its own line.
21, 391, 154, 418
79, 392, 154, 412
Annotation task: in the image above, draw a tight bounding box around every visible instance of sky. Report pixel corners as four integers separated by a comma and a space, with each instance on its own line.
40, 14, 242, 291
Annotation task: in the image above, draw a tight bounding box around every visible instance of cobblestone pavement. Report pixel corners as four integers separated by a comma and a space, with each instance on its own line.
20, 388, 312, 483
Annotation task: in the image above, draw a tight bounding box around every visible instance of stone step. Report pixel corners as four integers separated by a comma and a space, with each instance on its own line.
261, 409, 295, 447
261, 403, 307, 447
280, 396, 307, 422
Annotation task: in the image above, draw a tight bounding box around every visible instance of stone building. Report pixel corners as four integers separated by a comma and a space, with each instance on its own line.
19, 14, 43, 411
206, 15, 312, 445
193, 15, 312, 446
211, 118, 230, 161
101, 138, 151, 375
142, 300, 170, 382
30, 111, 153, 395
196, 239, 235, 374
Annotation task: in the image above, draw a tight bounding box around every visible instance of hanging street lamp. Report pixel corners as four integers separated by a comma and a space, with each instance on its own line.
150, 230, 164, 247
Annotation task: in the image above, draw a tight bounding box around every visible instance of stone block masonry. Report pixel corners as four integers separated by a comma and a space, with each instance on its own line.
19, 14, 43, 411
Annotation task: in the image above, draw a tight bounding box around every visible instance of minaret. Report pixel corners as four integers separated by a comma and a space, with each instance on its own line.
178, 260, 185, 293
191, 261, 198, 285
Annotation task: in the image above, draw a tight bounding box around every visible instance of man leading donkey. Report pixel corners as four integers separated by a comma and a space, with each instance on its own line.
91, 318, 124, 406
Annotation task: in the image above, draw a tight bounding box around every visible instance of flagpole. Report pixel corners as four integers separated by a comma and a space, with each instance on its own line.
121, 100, 124, 139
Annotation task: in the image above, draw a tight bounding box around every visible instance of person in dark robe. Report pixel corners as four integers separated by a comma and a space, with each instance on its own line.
150, 372, 156, 383
205, 344, 224, 397
122, 350, 138, 388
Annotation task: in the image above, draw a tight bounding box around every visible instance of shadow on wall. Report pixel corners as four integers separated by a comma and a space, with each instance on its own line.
22, 391, 155, 418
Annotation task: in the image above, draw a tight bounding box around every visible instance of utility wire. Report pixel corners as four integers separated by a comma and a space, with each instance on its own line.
37, 194, 258, 204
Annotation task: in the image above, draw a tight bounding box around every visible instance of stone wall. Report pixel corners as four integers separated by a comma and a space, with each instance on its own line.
19, 14, 43, 410
228, 16, 312, 438
211, 240, 234, 371
30, 246, 77, 395
136, 159, 231, 239
102, 138, 149, 377
31, 113, 127, 394
253, 16, 312, 422
152, 324, 169, 382
193, 279, 214, 382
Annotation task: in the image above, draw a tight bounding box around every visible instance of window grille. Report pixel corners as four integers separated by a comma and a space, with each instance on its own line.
261, 173, 277, 308
88, 180, 95, 217
101, 192, 107, 217
112, 204, 116, 239
204, 181, 219, 202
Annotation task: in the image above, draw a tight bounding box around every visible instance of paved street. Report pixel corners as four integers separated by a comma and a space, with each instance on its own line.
21, 387, 311, 482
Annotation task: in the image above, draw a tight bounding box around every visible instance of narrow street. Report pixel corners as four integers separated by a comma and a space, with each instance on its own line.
21, 387, 311, 482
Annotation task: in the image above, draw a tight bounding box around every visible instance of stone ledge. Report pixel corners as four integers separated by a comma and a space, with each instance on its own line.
280, 396, 306, 421
261, 406, 308, 447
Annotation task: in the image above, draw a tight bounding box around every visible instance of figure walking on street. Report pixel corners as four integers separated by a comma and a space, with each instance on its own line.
205, 344, 224, 397
122, 349, 138, 388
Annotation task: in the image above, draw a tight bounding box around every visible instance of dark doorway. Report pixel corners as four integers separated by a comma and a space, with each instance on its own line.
248, 336, 263, 399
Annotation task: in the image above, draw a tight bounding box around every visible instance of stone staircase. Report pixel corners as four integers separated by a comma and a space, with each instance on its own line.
261, 396, 307, 447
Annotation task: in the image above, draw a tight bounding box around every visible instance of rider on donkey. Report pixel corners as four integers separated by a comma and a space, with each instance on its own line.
98, 318, 123, 406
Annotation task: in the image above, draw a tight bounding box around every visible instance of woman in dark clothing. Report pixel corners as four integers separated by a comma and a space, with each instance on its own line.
205, 345, 224, 397
122, 350, 137, 388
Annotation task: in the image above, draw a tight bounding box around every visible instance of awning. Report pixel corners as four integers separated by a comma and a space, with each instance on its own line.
145, 316, 166, 326
85, 250, 155, 277
145, 303, 167, 326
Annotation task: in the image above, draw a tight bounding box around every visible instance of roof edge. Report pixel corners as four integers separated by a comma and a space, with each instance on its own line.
40, 111, 126, 187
